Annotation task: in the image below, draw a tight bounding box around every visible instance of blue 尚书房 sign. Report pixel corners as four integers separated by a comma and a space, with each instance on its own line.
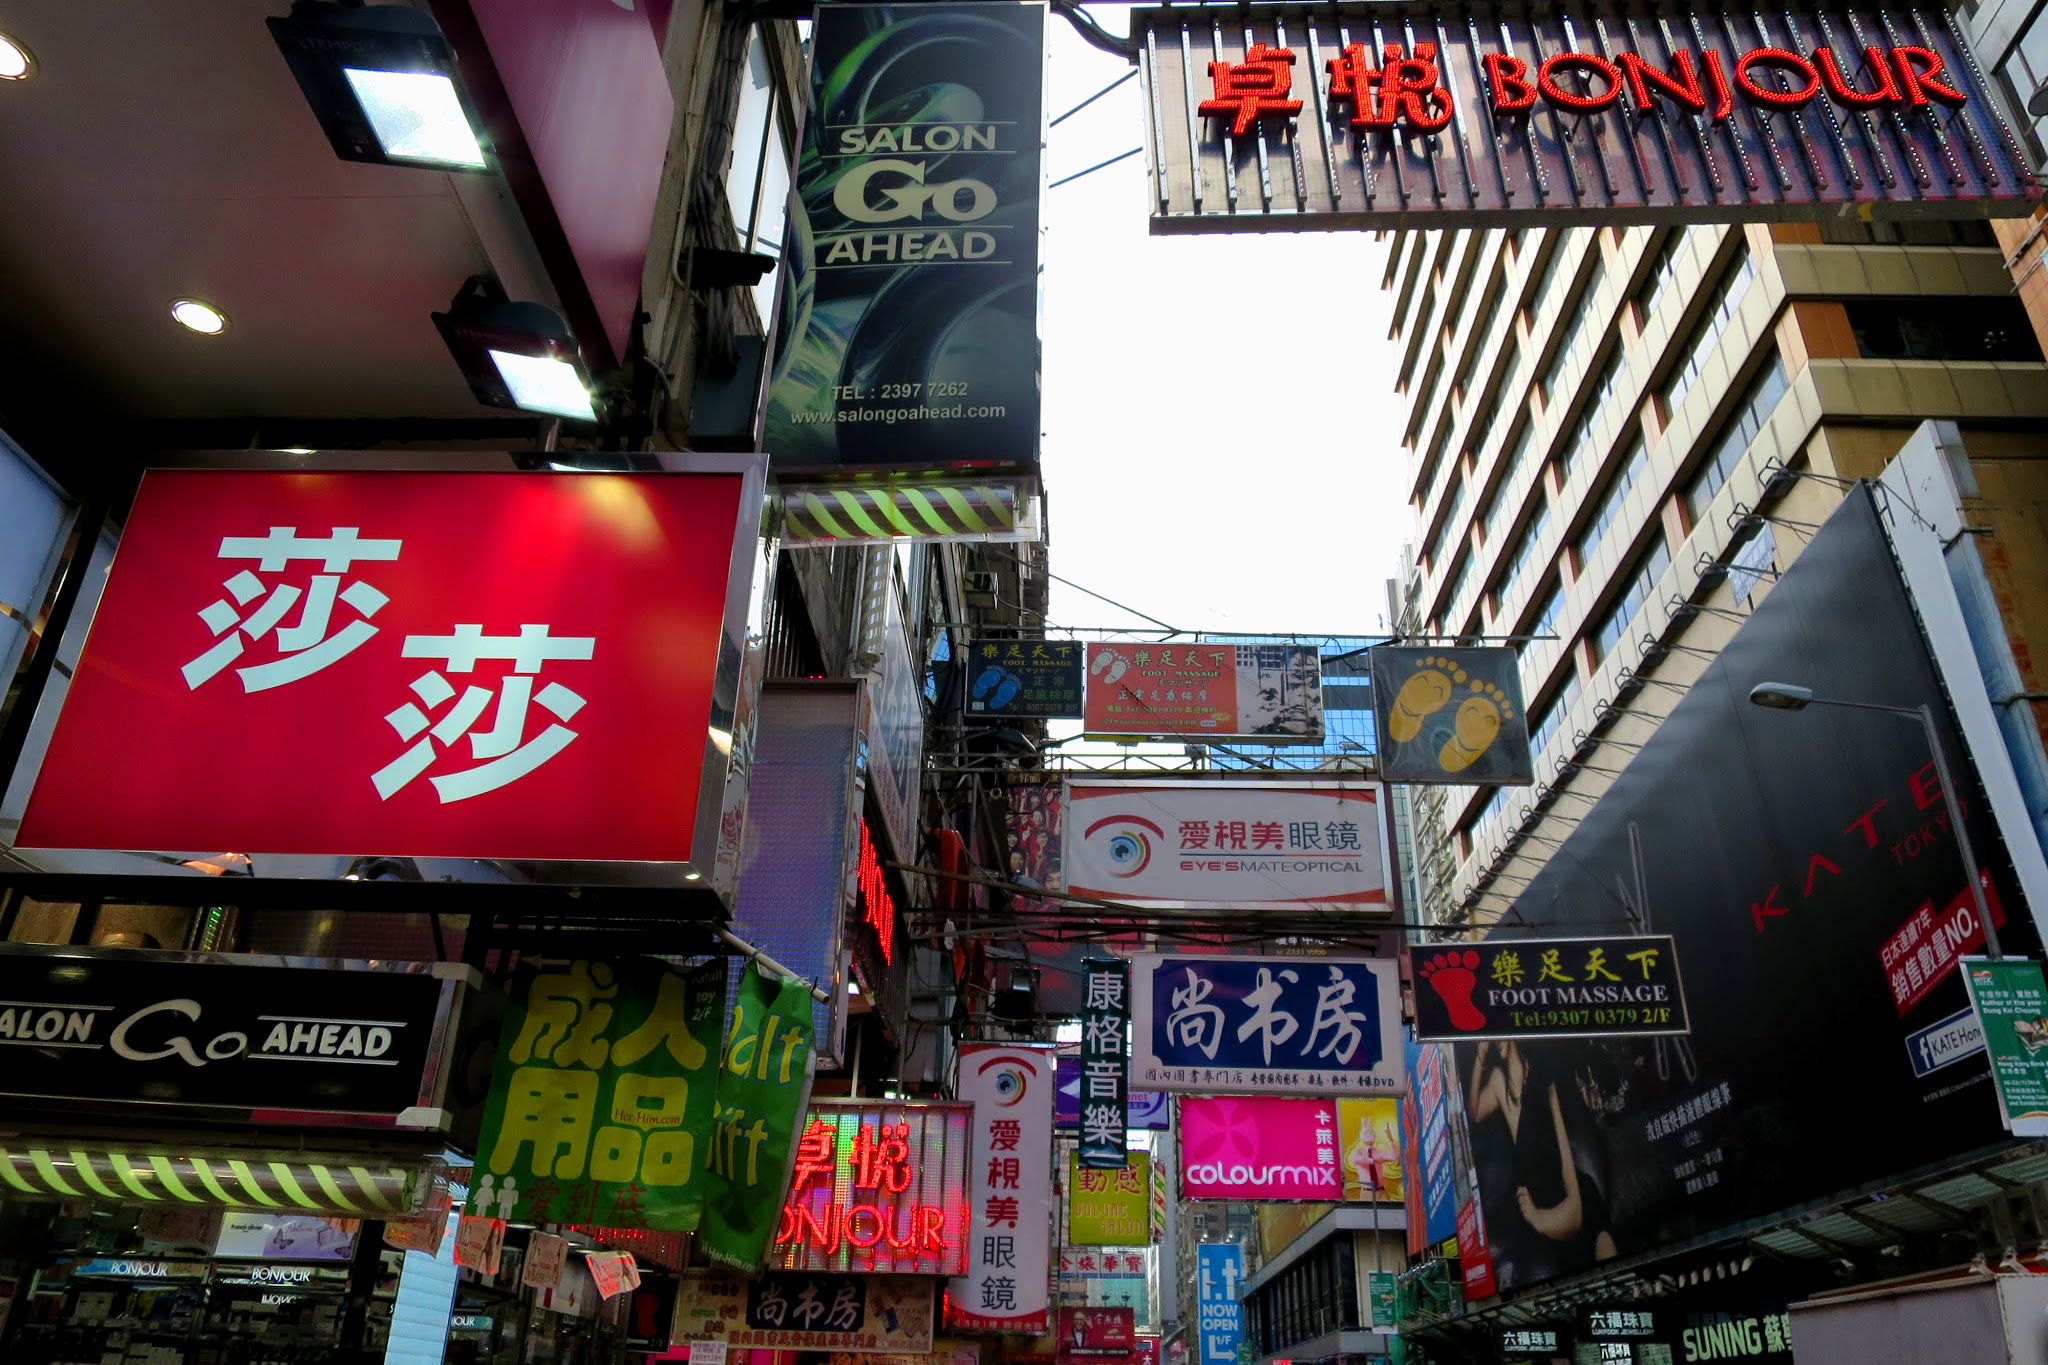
1130, 954, 1405, 1096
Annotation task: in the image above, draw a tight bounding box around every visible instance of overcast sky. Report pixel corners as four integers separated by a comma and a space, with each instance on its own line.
1036, 8, 1416, 640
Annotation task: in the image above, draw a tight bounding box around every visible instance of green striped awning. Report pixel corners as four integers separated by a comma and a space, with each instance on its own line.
0, 1145, 425, 1216
778, 476, 1040, 544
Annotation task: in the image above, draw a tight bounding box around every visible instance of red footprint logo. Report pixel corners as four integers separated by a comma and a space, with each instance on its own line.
1420, 949, 1487, 1031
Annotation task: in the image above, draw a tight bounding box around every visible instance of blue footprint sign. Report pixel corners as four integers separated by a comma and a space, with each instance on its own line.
966, 639, 1084, 719
1370, 645, 1534, 785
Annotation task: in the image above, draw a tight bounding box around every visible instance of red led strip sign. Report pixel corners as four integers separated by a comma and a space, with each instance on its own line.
859, 819, 897, 966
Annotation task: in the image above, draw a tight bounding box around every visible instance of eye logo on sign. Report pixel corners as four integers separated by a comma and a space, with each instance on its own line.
1084, 814, 1162, 879
833, 160, 998, 225
976, 1052, 1034, 1107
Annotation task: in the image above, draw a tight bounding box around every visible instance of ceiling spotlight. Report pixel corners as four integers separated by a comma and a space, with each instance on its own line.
0, 30, 33, 80
433, 276, 600, 423
268, 1, 489, 172
171, 299, 229, 335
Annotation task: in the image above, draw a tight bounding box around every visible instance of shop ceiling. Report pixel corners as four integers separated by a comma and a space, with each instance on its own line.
0, 1, 558, 459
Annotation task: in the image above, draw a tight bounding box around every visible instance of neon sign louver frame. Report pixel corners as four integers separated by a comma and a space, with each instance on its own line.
770, 1102, 971, 1275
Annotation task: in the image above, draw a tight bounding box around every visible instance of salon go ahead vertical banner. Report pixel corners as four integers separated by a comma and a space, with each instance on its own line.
764, 2, 1045, 473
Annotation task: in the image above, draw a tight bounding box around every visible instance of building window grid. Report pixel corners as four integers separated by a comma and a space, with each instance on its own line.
1592, 537, 1675, 663
1634, 228, 1691, 325
1424, 477, 1468, 569
1576, 433, 1650, 563
1659, 251, 1757, 417
1492, 501, 1552, 606
1440, 548, 1474, 621
1684, 351, 1790, 521
1453, 286, 1506, 398
1527, 669, 1583, 758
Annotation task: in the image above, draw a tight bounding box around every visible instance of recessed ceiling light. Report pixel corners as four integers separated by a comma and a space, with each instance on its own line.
0, 32, 34, 81
170, 299, 229, 335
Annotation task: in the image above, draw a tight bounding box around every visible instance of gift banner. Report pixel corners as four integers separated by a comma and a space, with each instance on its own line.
701, 964, 818, 1274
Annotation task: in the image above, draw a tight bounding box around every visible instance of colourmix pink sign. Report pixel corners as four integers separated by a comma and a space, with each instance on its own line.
1178, 1097, 1342, 1200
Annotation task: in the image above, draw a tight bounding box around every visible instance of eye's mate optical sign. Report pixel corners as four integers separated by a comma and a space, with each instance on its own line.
1135, 1, 2037, 230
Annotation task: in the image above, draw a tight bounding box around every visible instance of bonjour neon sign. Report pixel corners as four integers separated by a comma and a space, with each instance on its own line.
1199, 38, 1971, 136
772, 1109, 970, 1273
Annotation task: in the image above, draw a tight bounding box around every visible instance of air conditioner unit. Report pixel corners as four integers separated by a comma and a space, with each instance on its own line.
965, 571, 998, 596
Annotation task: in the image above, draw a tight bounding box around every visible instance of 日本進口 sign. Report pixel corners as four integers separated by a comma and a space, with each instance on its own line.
1083, 643, 1322, 742
1129, 954, 1405, 1095
14, 467, 761, 879
1134, 1, 2038, 230
1411, 935, 1690, 1041
772, 1102, 971, 1276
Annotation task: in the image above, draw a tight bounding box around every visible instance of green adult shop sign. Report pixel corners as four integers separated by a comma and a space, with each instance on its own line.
1962, 957, 2048, 1138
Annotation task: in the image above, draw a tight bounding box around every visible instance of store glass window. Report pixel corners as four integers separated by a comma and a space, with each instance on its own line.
1846, 297, 2042, 362
0, 437, 73, 723
725, 28, 794, 325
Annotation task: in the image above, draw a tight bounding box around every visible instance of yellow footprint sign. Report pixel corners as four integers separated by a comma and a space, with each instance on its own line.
1369, 646, 1534, 785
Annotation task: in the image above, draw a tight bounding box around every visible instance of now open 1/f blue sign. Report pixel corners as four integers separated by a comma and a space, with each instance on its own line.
1196, 1243, 1245, 1365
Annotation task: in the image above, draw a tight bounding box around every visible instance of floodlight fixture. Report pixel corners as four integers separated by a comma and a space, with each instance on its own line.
432, 276, 600, 423
268, 1, 489, 172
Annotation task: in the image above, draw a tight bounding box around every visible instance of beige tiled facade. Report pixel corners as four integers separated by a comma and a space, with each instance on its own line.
1385, 220, 2048, 930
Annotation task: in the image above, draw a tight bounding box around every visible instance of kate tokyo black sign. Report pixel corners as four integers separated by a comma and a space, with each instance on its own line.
0, 945, 462, 1125
1412, 935, 1689, 1040
1136, 1, 2037, 229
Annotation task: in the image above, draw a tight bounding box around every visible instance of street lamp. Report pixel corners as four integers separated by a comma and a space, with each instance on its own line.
1747, 681, 2001, 958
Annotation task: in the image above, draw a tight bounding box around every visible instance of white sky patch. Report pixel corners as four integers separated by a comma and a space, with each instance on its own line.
1039, 8, 1419, 639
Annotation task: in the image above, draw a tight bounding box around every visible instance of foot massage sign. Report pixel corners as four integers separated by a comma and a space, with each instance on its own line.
1412, 936, 1691, 1042
1369, 646, 1534, 786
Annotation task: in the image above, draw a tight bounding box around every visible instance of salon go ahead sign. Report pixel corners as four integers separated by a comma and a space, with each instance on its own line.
1135, 1, 2038, 230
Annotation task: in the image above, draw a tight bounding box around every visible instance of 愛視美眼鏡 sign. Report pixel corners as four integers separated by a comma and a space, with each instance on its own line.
1135, 2, 2038, 231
